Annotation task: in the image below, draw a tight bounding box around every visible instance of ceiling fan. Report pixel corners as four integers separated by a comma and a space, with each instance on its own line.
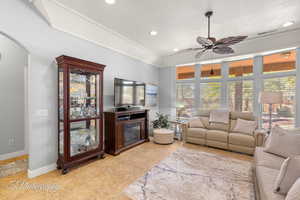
179, 11, 248, 58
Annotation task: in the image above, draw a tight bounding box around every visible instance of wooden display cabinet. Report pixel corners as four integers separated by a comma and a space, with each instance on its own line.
56, 55, 105, 174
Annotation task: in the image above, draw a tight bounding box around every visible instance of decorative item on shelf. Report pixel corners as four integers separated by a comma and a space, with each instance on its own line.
152, 113, 170, 129
259, 91, 283, 133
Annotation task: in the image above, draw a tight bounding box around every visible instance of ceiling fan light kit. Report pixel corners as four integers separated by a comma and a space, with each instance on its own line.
178, 11, 248, 58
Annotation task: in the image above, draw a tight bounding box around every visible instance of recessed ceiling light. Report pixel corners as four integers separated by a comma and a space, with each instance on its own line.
150, 31, 158, 36
105, 0, 116, 5
173, 48, 179, 52
282, 21, 294, 27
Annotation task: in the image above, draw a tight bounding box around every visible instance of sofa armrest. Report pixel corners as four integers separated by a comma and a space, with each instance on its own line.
254, 129, 268, 147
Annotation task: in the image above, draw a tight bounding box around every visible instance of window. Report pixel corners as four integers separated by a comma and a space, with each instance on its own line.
176, 83, 195, 118
263, 76, 296, 129
201, 63, 221, 79
200, 82, 221, 110
229, 59, 253, 77
263, 50, 296, 74
176, 65, 195, 80
228, 80, 253, 112
174, 49, 299, 128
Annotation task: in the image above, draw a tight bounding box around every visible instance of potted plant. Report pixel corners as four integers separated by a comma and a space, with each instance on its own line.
152, 113, 170, 129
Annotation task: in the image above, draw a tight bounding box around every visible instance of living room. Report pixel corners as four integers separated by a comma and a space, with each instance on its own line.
0, 0, 300, 200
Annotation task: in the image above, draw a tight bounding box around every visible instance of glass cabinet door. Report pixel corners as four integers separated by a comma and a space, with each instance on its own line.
59, 68, 64, 156
70, 120, 100, 157
69, 69, 100, 120
69, 68, 101, 157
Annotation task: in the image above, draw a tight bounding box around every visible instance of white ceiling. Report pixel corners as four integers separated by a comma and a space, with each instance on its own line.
55, 0, 300, 57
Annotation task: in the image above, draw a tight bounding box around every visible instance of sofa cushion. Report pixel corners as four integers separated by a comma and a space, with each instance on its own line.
209, 109, 230, 124
255, 147, 285, 170
187, 128, 207, 138
264, 125, 300, 158
189, 118, 204, 128
206, 130, 228, 142
256, 166, 285, 200
197, 109, 210, 117
200, 116, 230, 131
228, 133, 255, 147
286, 178, 300, 200
274, 156, 300, 195
208, 122, 230, 132
231, 111, 255, 121
232, 118, 257, 135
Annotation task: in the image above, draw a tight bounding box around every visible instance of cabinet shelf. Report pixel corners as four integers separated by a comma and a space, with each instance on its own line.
69, 116, 101, 122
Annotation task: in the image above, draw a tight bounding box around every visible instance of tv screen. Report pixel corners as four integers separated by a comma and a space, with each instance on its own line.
114, 78, 145, 107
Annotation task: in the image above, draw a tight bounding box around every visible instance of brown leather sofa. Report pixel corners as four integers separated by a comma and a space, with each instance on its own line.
183, 110, 266, 155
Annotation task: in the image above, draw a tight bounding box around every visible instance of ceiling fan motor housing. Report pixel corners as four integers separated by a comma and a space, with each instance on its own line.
205, 11, 213, 18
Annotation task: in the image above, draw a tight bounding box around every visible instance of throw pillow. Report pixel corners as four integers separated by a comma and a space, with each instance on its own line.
286, 178, 300, 200
209, 109, 229, 124
232, 118, 257, 135
189, 118, 204, 128
264, 126, 300, 158
274, 156, 300, 195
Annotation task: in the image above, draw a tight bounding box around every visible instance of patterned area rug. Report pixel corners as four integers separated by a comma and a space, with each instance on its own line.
0, 159, 27, 178
124, 147, 254, 200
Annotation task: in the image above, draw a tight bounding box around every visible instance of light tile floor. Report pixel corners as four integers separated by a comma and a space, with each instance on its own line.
0, 141, 252, 200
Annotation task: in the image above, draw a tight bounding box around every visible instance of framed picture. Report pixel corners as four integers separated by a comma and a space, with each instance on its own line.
146, 84, 158, 107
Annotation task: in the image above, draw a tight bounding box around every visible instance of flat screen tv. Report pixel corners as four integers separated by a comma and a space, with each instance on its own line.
114, 78, 146, 107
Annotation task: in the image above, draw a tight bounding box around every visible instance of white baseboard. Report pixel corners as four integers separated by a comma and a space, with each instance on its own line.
0, 150, 26, 160
28, 163, 57, 178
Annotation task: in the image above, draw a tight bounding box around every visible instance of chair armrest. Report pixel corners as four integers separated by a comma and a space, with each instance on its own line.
254, 129, 268, 147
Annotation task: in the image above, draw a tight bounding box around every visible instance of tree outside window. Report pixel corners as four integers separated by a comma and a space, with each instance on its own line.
263, 76, 296, 129
200, 82, 221, 110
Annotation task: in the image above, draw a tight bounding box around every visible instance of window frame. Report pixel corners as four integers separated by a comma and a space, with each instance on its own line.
174, 48, 299, 128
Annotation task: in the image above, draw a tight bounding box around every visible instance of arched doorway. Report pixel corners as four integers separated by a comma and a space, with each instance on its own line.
0, 32, 29, 178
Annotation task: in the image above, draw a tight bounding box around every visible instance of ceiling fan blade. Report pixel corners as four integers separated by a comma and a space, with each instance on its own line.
215, 36, 247, 46
213, 46, 234, 54
195, 49, 207, 58
175, 47, 205, 54
197, 36, 213, 47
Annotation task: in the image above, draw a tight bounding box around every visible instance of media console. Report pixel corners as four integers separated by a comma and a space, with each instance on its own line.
104, 109, 149, 156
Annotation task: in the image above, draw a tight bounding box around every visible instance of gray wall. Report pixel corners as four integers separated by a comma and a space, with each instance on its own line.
0, 34, 27, 156
159, 67, 176, 118
0, 0, 159, 170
